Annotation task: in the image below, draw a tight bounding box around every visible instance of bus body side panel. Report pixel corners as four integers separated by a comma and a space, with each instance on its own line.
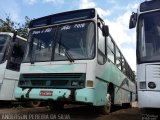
0, 62, 7, 84
0, 79, 18, 100
138, 63, 160, 108
96, 61, 136, 105
138, 91, 160, 108
0, 69, 20, 100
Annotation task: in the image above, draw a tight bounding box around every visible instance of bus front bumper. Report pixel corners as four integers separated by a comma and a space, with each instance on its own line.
138, 90, 160, 108
14, 87, 95, 104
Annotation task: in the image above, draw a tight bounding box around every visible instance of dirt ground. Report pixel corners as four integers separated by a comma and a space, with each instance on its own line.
0, 101, 160, 120
0, 104, 144, 120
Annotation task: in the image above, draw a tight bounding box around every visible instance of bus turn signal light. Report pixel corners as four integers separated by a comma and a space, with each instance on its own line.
139, 81, 146, 89
87, 80, 93, 87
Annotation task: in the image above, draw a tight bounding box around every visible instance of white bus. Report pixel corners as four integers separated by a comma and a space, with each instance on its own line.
0, 32, 41, 107
0, 32, 26, 101
129, 0, 160, 108
15, 8, 136, 114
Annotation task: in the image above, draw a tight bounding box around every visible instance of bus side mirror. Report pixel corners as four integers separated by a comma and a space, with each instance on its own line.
129, 12, 137, 29
102, 25, 109, 37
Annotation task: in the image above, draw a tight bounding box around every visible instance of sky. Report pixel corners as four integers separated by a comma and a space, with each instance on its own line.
0, 0, 144, 71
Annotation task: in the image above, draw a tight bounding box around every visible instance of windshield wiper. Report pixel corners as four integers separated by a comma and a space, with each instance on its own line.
56, 30, 74, 63
58, 41, 74, 63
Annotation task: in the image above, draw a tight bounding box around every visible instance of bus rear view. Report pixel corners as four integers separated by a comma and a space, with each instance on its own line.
129, 0, 160, 108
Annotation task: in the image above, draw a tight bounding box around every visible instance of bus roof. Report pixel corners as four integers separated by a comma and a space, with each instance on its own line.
29, 8, 96, 28
0, 32, 27, 41
140, 0, 160, 12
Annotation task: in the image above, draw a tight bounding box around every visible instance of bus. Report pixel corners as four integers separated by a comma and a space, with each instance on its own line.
15, 8, 136, 114
0, 32, 26, 101
129, 0, 160, 108
0, 32, 41, 107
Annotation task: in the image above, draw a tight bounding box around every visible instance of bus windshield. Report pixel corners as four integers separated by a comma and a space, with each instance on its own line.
24, 21, 95, 62
137, 11, 160, 63
0, 34, 10, 62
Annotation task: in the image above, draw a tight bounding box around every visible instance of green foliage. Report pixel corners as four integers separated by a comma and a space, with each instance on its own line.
0, 15, 31, 38
17, 16, 30, 38
0, 16, 15, 32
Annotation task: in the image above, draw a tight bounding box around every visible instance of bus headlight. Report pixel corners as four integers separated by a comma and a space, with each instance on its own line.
19, 80, 30, 86
71, 81, 84, 86
139, 81, 146, 89
148, 82, 156, 89
71, 81, 79, 86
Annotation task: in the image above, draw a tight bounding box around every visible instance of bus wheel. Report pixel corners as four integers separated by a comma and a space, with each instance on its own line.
100, 94, 111, 115
49, 102, 64, 111
27, 101, 41, 108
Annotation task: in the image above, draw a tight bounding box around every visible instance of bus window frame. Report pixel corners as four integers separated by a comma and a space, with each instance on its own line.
26, 20, 96, 63
106, 36, 116, 64
97, 21, 107, 65
0, 35, 11, 64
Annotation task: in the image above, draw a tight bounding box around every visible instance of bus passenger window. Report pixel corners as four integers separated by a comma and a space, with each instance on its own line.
98, 24, 106, 64
116, 48, 122, 70
106, 36, 115, 64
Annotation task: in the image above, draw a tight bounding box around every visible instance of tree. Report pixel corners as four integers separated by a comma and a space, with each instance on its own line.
0, 15, 31, 38
0, 16, 15, 32
17, 16, 31, 38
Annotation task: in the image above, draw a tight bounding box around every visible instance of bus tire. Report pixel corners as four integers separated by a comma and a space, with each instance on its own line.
99, 94, 111, 115
49, 102, 64, 111
27, 101, 41, 108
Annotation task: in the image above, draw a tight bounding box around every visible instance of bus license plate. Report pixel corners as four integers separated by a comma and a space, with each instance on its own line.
40, 91, 53, 96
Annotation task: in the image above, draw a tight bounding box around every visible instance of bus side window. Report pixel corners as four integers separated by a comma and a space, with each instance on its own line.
107, 36, 115, 63
116, 48, 122, 70
97, 24, 107, 64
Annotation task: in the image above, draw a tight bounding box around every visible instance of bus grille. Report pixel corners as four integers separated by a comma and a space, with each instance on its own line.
18, 73, 86, 89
